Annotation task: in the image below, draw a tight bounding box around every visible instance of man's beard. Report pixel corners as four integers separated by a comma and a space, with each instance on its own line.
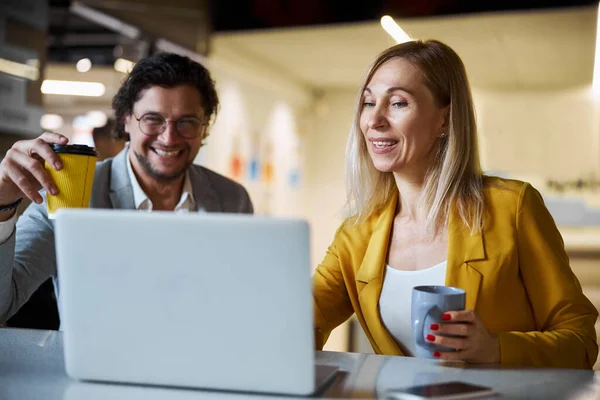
134, 150, 191, 182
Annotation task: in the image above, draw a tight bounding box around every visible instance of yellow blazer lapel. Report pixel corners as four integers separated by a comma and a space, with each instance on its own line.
353, 196, 487, 354
355, 193, 404, 356
446, 208, 486, 310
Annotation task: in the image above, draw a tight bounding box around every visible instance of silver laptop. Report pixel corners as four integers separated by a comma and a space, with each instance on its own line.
55, 209, 338, 396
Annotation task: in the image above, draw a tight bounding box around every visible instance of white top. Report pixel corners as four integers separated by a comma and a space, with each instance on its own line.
0, 151, 196, 245
378, 260, 447, 356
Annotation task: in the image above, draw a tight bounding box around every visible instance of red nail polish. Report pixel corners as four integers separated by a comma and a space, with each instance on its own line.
430, 324, 439, 331
442, 313, 451, 321
426, 334, 435, 342
433, 351, 441, 358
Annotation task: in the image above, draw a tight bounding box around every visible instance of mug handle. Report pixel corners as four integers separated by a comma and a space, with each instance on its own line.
414, 303, 435, 347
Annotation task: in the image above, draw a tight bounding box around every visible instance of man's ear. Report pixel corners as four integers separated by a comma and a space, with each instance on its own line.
123, 115, 131, 133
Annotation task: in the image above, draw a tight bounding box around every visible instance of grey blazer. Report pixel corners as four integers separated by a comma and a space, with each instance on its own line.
0, 148, 253, 322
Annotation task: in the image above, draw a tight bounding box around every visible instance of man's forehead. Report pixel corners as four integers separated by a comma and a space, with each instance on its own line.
133, 86, 206, 114
136, 85, 202, 100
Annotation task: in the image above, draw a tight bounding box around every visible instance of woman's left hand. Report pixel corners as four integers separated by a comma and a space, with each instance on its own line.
427, 309, 500, 363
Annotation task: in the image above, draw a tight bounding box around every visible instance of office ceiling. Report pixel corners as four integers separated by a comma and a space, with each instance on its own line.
212, 5, 598, 90
48, 0, 596, 65
43, 0, 599, 104
48, 0, 120, 64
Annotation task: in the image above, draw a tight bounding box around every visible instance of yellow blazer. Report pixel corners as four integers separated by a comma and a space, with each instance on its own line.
313, 177, 598, 369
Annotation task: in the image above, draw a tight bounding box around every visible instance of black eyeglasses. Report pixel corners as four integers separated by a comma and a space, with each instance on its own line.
133, 113, 208, 139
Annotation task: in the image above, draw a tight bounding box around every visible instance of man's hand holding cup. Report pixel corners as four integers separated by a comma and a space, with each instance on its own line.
0, 132, 69, 221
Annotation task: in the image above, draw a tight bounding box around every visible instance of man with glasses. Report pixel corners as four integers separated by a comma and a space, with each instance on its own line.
0, 53, 253, 324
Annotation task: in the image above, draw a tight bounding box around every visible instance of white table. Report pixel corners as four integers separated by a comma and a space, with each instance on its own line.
1, 327, 598, 399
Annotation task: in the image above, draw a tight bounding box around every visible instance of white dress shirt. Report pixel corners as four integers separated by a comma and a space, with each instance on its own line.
0, 150, 196, 244
378, 260, 447, 356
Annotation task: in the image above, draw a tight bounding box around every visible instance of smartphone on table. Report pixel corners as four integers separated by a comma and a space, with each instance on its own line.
383, 381, 498, 400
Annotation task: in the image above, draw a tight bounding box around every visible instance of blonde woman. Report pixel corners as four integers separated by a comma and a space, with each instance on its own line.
313, 40, 598, 369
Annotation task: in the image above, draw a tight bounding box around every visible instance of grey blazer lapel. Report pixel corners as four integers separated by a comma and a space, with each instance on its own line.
109, 148, 135, 210
189, 165, 222, 212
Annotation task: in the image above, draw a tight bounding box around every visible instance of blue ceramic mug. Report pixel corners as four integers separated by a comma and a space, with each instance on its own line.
411, 285, 466, 358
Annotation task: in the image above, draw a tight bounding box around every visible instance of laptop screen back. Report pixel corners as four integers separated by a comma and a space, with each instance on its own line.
55, 209, 315, 395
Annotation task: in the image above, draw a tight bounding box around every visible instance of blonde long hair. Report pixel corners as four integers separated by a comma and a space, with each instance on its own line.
345, 40, 484, 234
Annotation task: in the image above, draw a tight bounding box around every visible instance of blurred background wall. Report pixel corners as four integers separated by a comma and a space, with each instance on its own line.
2, 0, 600, 365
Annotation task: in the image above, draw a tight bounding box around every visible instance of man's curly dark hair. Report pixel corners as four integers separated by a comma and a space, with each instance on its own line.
111, 52, 219, 141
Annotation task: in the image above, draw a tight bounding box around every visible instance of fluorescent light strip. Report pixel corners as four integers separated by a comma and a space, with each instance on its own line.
0, 58, 39, 80
41, 80, 105, 97
155, 38, 209, 65
114, 58, 135, 74
70, 2, 140, 39
593, 2, 600, 99
380, 15, 411, 44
